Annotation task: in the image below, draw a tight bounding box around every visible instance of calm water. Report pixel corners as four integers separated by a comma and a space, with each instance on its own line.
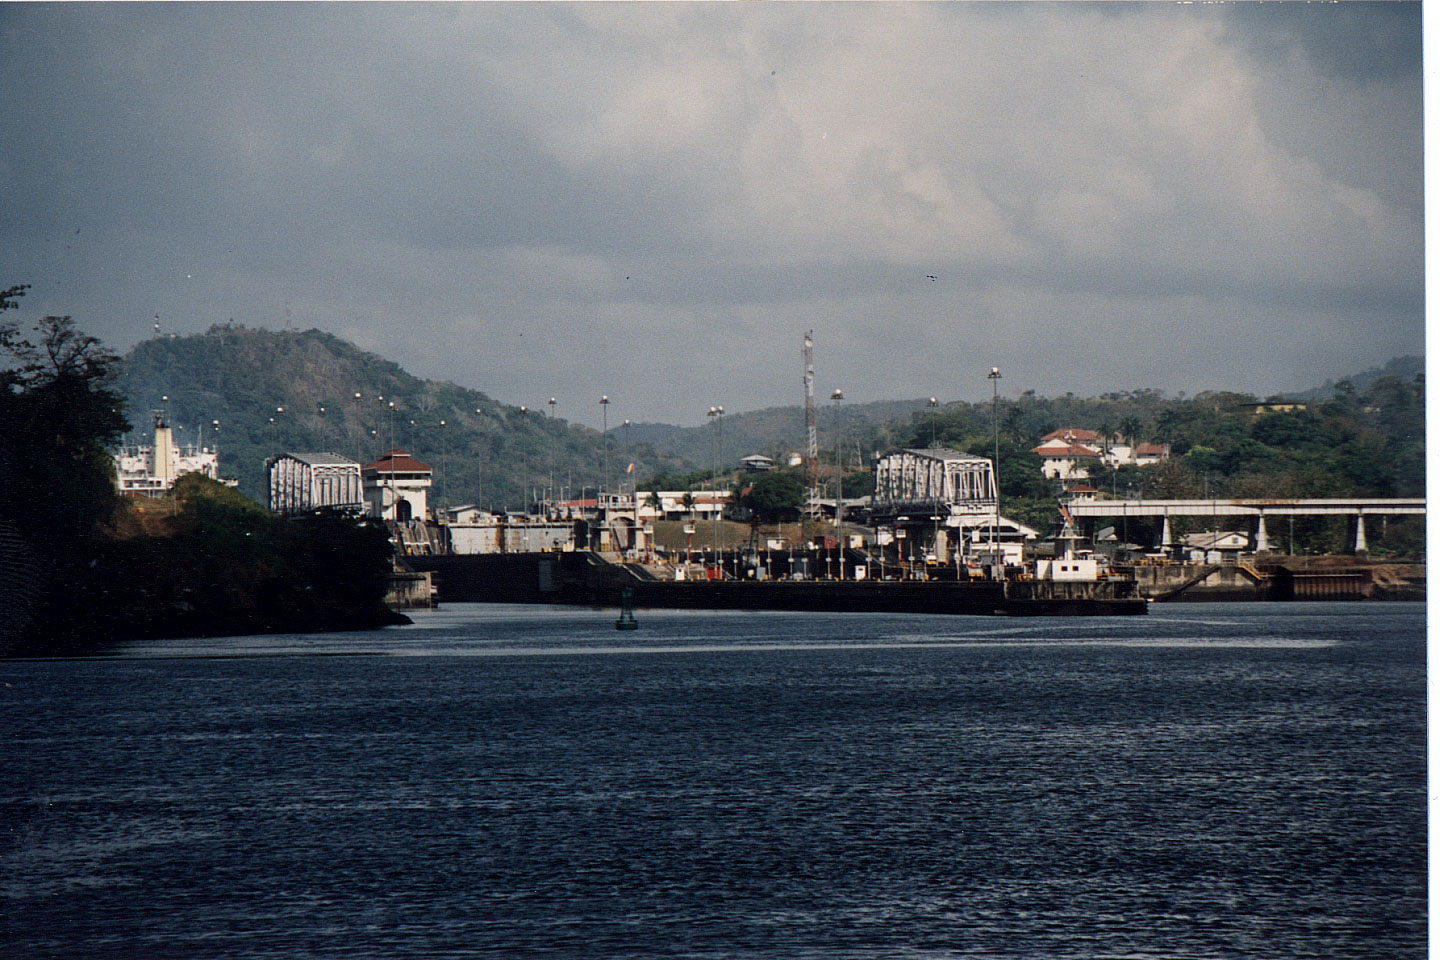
1, 602, 1426, 959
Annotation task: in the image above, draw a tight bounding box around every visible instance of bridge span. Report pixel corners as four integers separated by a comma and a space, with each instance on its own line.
1064, 497, 1425, 554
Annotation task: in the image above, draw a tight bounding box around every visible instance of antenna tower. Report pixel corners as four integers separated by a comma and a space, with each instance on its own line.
803, 330, 818, 516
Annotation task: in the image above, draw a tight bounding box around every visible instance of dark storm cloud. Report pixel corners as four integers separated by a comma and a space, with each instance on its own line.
1225, 1, 1421, 83
0, 2, 1422, 427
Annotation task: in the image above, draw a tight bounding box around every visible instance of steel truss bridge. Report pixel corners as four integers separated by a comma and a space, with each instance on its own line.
1064, 497, 1425, 554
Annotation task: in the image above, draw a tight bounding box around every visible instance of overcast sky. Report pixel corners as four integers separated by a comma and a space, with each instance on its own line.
1, 2, 1423, 428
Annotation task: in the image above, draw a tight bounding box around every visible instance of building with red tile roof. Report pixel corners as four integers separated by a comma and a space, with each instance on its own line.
362, 449, 433, 521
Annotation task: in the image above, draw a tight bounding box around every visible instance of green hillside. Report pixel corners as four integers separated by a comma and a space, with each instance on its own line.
116, 325, 690, 506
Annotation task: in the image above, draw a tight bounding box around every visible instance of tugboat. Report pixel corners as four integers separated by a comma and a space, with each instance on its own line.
614, 587, 639, 630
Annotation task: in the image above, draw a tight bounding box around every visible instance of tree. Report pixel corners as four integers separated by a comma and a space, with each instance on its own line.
740, 471, 805, 526
1096, 419, 1114, 460
0, 312, 129, 538
1141, 460, 1202, 499
1118, 415, 1144, 448
0, 305, 132, 650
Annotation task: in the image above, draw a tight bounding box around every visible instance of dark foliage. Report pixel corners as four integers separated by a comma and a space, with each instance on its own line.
739, 471, 806, 524
0, 301, 403, 654
36, 487, 401, 651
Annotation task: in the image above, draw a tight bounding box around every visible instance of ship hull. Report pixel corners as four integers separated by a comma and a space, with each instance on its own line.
406, 554, 1147, 617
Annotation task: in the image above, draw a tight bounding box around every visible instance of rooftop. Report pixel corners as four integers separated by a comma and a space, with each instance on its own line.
363, 449, 433, 474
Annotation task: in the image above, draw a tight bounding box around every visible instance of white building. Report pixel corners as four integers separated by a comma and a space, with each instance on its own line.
871, 448, 1035, 569
1032, 430, 1103, 483
114, 419, 221, 497
363, 449, 432, 522
631, 490, 729, 523
444, 504, 492, 525
1184, 530, 1250, 564
1033, 428, 1170, 483
266, 452, 363, 515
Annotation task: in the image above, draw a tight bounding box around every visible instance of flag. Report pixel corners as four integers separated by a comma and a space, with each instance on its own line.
627, 462, 635, 474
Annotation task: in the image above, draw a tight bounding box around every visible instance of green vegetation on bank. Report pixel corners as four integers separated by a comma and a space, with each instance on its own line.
0, 294, 402, 655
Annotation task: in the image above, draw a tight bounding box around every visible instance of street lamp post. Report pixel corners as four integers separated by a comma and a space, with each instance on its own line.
547, 397, 557, 513
831, 389, 844, 580
439, 419, 448, 514
926, 397, 940, 575
353, 392, 364, 464
988, 367, 1002, 572
707, 405, 724, 574
622, 419, 631, 502
717, 406, 724, 569
599, 396, 610, 518
377, 397, 395, 520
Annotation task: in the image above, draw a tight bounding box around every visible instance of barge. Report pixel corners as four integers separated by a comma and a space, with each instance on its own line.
405, 552, 1147, 617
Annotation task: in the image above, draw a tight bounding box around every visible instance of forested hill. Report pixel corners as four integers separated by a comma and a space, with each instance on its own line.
115, 325, 691, 504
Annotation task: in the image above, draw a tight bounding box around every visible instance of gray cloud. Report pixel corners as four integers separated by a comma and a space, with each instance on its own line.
0, 2, 1422, 428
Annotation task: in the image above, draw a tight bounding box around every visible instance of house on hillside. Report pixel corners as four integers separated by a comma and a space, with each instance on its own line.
1032, 432, 1103, 484
1128, 442, 1170, 467
1033, 427, 1169, 484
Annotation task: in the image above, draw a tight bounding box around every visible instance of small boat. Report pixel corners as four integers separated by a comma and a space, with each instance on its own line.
615, 588, 639, 630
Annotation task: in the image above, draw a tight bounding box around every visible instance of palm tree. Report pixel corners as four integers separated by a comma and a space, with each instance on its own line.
1096, 419, 1115, 462
1119, 415, 1144, 457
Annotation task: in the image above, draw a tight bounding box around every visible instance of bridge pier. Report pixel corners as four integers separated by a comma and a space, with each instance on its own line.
1354, 513, 1368, 557
1255, 515, 1270, 554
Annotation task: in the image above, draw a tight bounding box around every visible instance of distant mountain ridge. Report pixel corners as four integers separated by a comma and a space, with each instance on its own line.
1284, 356, 1424, 404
